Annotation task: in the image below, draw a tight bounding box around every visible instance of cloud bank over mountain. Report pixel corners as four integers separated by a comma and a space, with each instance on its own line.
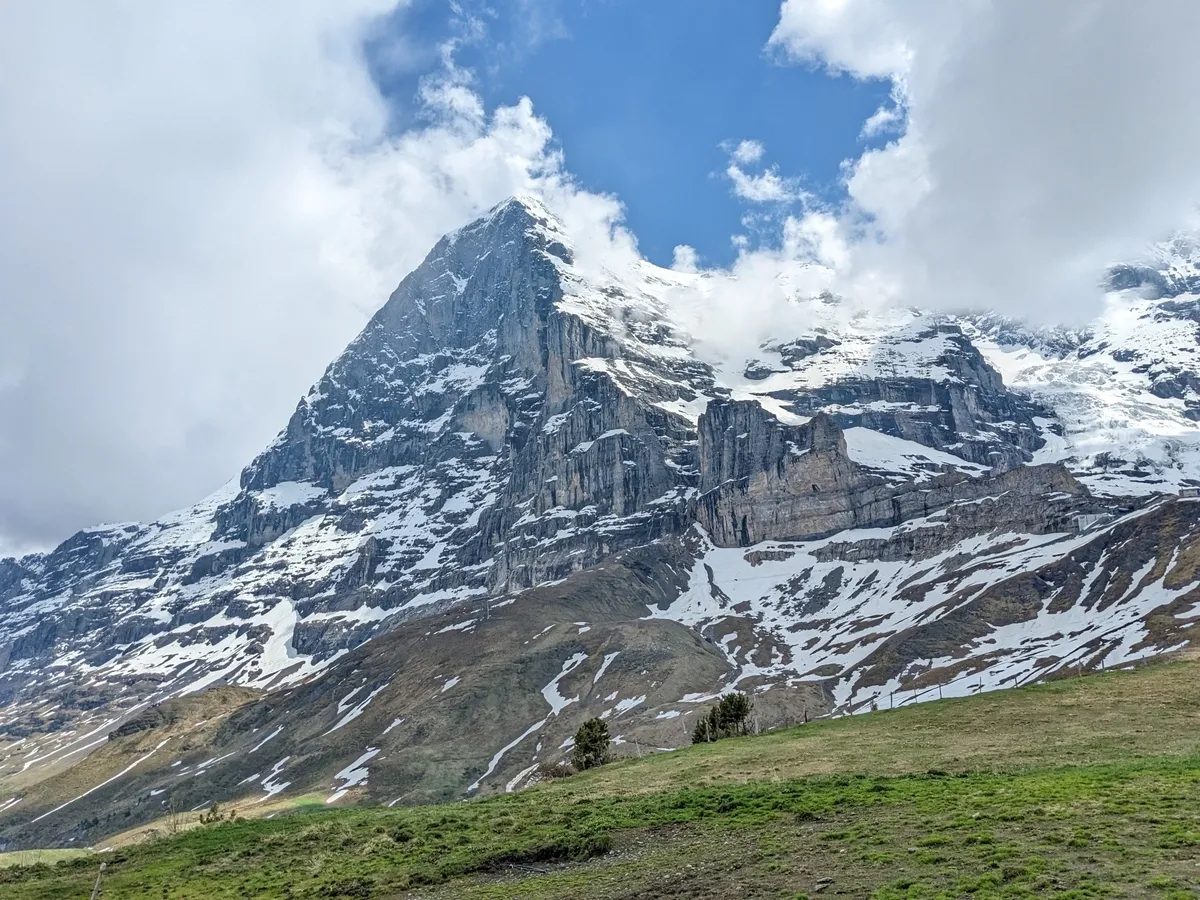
0, 2, 579, 553
4, 1, 1200, 554
768, 0, 1200, 319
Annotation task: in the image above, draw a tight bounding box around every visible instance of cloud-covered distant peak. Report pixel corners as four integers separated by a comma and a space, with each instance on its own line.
768, 0, 1200, 322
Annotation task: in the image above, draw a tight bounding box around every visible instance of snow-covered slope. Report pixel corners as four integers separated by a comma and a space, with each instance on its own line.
2, 198, 1200, 843
658, 496, 1199, 713
969, 297, 1200, 497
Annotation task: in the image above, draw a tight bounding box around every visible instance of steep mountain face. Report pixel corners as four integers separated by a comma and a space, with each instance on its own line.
3, 198, 1200, 846
0, 199, 704, 705
747, 320, 1051, 470
693, 399, 1085, 546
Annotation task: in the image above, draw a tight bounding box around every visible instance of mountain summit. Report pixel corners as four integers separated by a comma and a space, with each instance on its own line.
3, 198, 1200, 845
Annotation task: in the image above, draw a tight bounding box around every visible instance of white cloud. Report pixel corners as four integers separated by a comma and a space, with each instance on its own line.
658, 235, 841, 378
860, 105, 900, 138
730, 139, 765, 166
860, 82, 907, 138
769, 0, 917, 80
768, 0, 1200, 321
724, 142, 806, 205
671, 245, 701, 273
727, 164, 802, 204
0, 2, 580, 552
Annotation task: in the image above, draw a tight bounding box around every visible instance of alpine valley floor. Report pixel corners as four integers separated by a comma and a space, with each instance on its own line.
5, 656, 1200, 899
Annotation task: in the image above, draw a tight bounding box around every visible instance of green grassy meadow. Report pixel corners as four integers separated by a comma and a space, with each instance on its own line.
5, 660, 1200, 899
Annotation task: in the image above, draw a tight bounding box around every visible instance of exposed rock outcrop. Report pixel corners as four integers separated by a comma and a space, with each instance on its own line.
694, 398, 1089, 546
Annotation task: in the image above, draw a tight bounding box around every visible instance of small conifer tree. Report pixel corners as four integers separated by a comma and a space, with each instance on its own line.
691, 691, 753, 744
572, 717, 611, 770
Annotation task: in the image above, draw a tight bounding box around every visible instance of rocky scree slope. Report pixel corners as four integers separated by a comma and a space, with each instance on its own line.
2, 198, 1200, 843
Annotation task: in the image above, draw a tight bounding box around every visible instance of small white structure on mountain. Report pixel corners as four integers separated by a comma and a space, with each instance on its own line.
1072, 513, 1113, 532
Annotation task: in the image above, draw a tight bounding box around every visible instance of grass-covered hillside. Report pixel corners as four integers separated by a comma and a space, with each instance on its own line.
6, 659, 1200, 899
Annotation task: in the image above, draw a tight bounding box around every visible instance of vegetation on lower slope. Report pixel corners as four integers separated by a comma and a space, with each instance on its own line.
6, 660, 1200, 899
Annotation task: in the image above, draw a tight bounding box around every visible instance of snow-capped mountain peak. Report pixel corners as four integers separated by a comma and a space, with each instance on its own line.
3, 203, 1200, 837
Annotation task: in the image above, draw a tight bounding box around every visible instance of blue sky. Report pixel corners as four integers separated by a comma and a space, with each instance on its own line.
370, 0, 891, 267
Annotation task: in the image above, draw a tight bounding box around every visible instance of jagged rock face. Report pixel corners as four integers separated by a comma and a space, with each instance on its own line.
238, 200, 569, 495
0, 198, 711, 709
693, 398, 1088, 547
759, 323, 1050, 469
225, 199, 692, 600
695, 402, 860, 545
698, 402, 849, 493
1106, 237, 1200, 298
